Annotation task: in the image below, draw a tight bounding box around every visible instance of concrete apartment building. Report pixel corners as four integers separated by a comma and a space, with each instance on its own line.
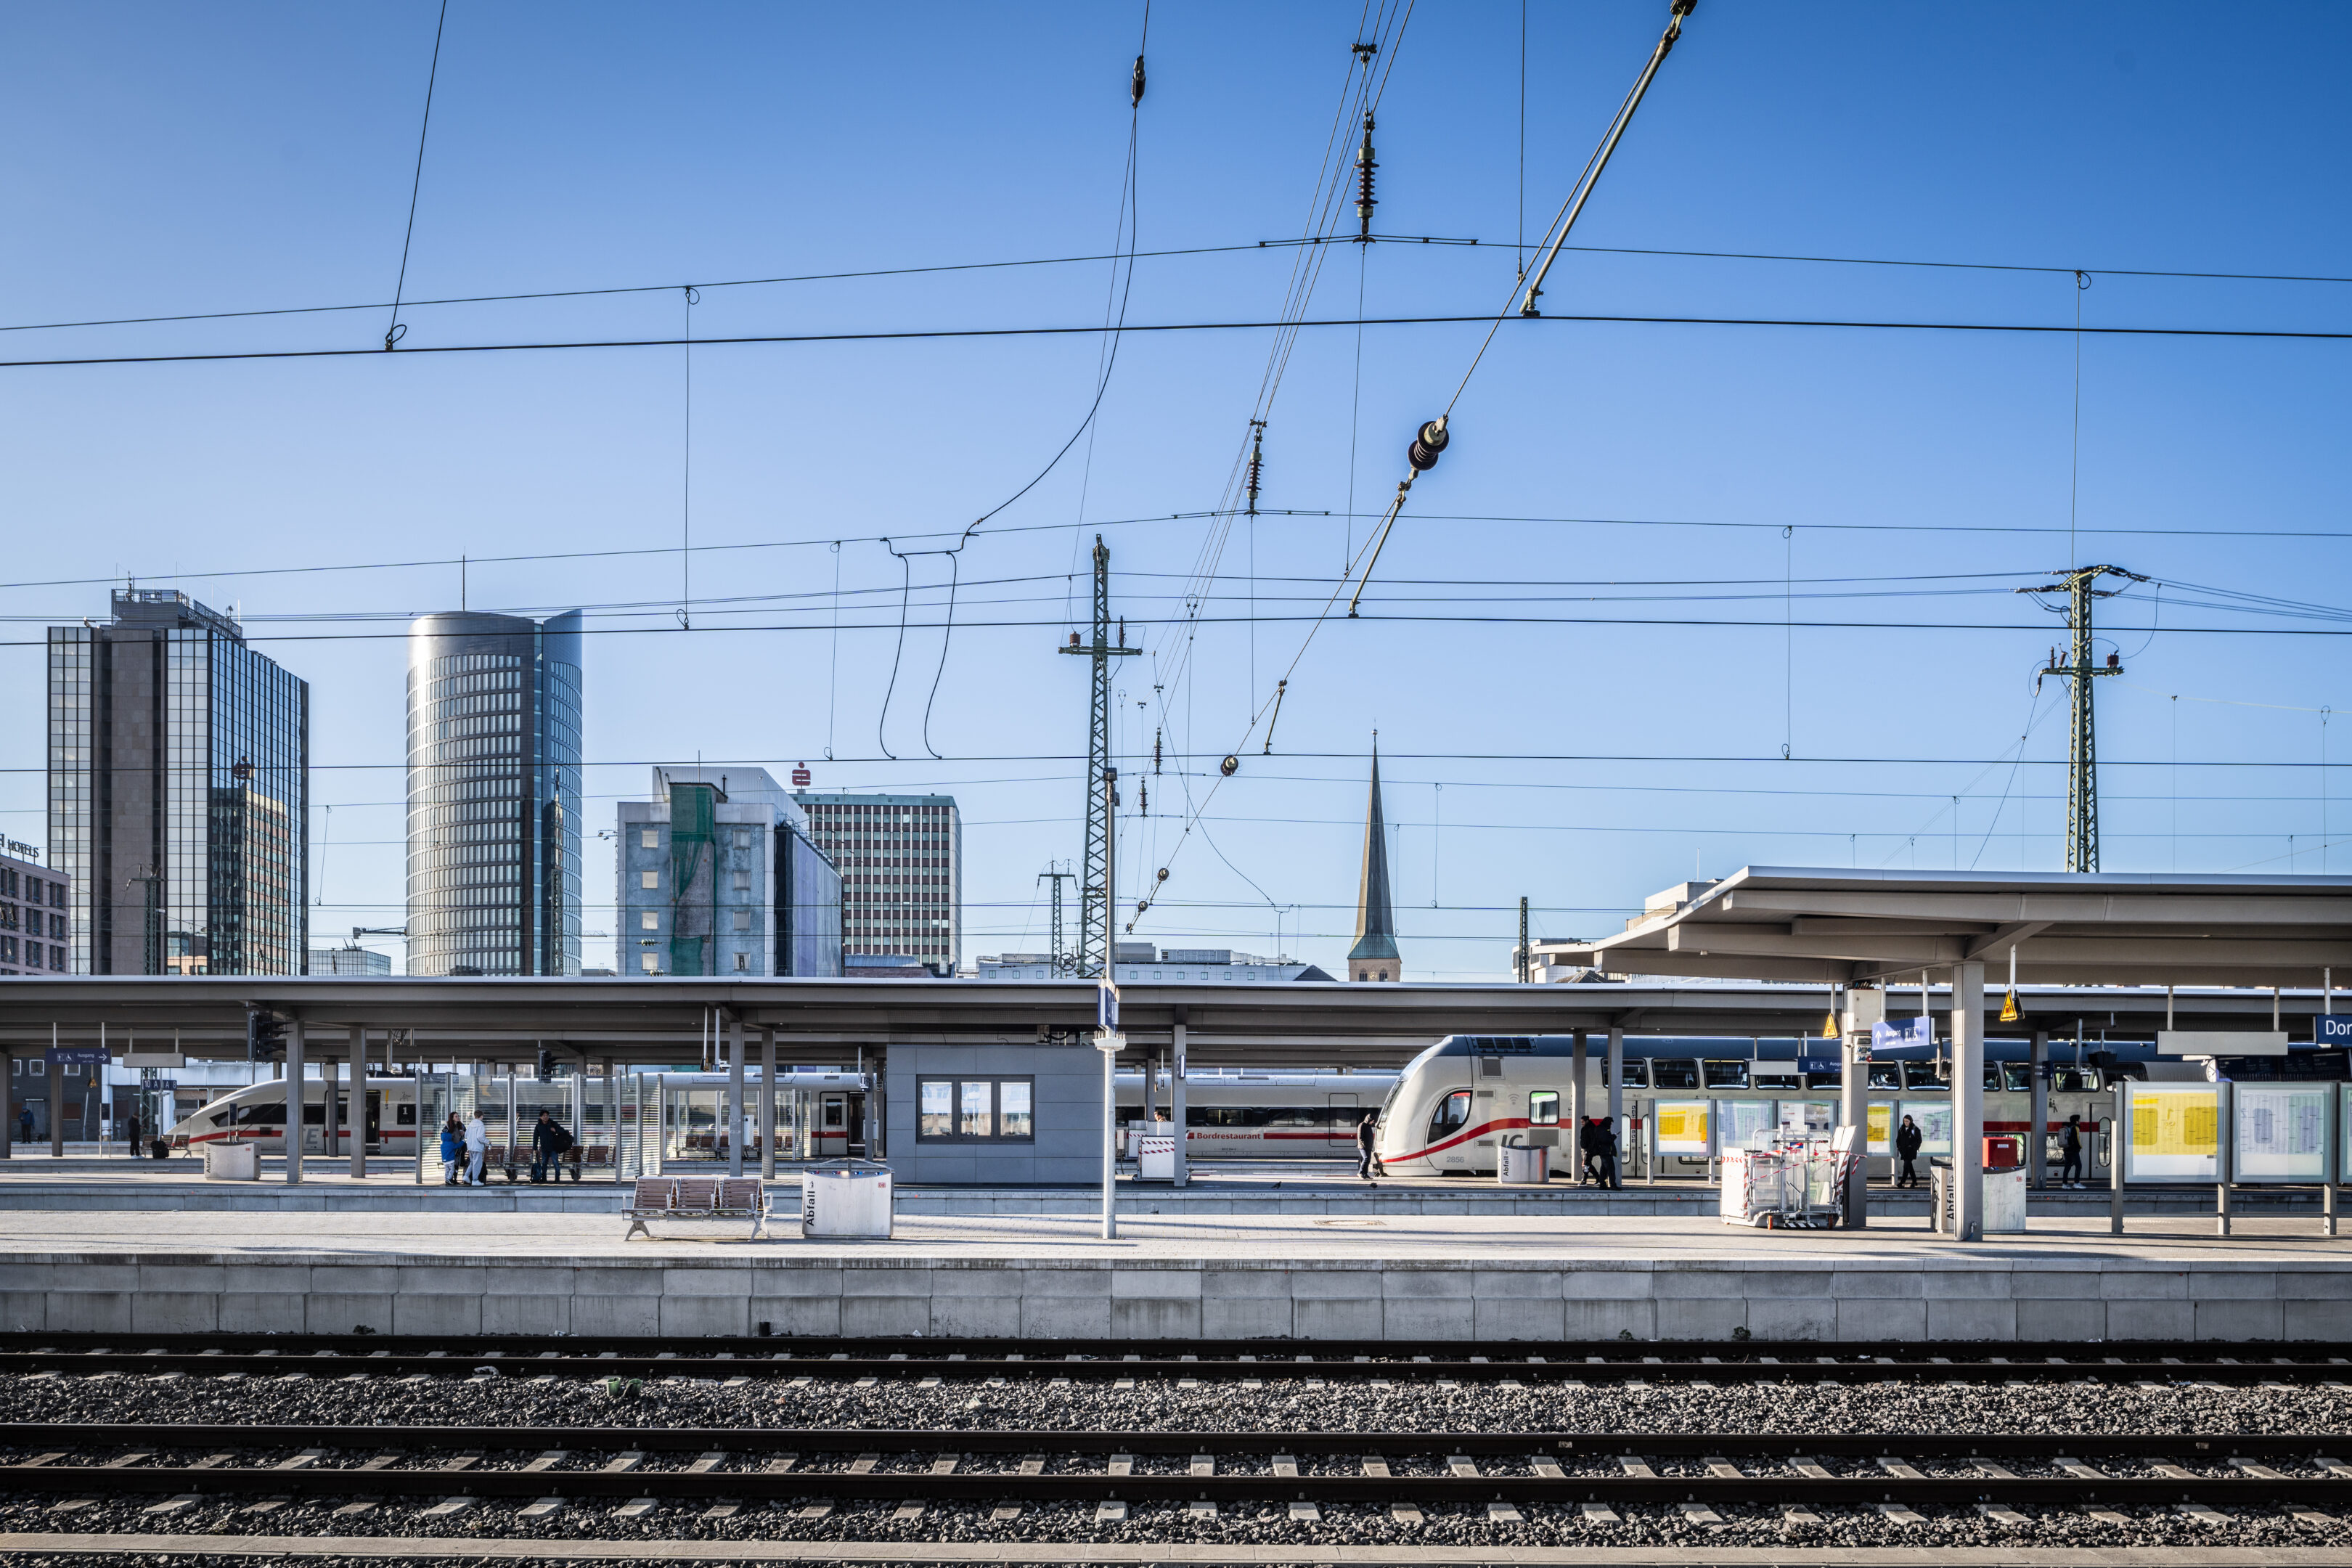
793, 791, 960, 975
618, 767, 842, 977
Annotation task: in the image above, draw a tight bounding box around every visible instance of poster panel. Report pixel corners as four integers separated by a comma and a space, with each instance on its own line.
2126, 1082, 2224, 1183
1654, 1100, 1710, 1155
1719, 1098, 1776, 1151
1779, 1100, 1835, 1138
1898, 1100, 1952, 1156
1865, 1101, 1893, 1156
2233, 1085, 2329, 1183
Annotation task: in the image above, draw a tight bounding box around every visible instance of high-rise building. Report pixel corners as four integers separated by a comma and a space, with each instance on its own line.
308, 945, 393, 976
616, 767, 842, 976
404, 611, 583, 976
1347, 746, 1402, 981
47, 590, 307, 976
792, 791, 960, 974
0, 843, 70, 977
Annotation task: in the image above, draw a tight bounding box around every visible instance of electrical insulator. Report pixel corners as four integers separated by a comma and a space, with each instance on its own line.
2106, 651, 2120, 670
1245, 421, 1265, 516
1153, 728, 1162, 773
1156, 867, 1168, 883
1354, 113, 1377, 240
1138, 780, 1148, 814
1069, 632, 1081, 648
1407, 416, 1450, 472
1220, 755, 1239, 777
1131, 54, 1146, 107
1117, 616, 1126, 645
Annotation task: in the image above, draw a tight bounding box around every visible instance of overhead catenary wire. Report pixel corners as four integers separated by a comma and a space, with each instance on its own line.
381, 0, 451, 353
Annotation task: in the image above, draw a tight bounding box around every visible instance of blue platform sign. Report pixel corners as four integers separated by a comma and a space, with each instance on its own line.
2319, 1015, 2352, 1045
1097, 983, 1120, 1034
46, 1046, 108, 1066
1871, 1016, 1934, 1053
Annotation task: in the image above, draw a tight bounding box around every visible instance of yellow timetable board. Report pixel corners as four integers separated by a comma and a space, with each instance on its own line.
2126, 1086, 2222, 1181
1654, 1101, 1710, 1154
1865, 1103, 1890, 1156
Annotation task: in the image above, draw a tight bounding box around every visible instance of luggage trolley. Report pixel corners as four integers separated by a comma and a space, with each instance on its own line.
1720, 1130, 1856, 1229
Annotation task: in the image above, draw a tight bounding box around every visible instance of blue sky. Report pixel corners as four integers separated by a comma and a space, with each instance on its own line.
4, 2, 2350, 976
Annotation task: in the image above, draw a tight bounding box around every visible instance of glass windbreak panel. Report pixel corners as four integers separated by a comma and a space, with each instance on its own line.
1719, 1098, 1774, 1150
1528, 1090, 1559, 1126
1777, 1100, 1834, 1137
2001, 1064, 2035, 1093
919, 1081, 952, 1139
1866, 1062, 1903, 1090
1704, 1060, 1749, 1090
1898, 1101, 1953, 1155
958, 1081, 992, 1138
1000, 1082, 1034, 1139
663, 1088, 722, 1161
1651, 1059, 1700, 1090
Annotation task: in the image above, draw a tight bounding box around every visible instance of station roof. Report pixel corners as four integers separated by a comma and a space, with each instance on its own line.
0, 969, 2329, 1069
1548, 866, 2352, 989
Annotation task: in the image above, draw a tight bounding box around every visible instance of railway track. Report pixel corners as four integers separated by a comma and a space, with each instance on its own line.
7, 1424, 2352, 1523
5, 1333, 2349, 1385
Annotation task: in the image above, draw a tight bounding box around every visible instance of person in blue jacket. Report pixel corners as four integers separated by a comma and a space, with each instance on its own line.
438, 1114, 465, 1186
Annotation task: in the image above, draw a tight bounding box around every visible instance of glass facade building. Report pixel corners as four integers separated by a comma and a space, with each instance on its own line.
46, 590, 309, 976
404, 611, 582, 976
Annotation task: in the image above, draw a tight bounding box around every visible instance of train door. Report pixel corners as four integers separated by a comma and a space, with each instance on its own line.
1428, 1088, 1474, 1169
1328, 1093, 1357, 1149
847, 1093, 869, 1158
817, 1093, 849, 1157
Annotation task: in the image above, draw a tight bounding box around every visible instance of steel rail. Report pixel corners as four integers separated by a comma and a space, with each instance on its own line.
4, 1347, 2342, 1384
4, 1424, 2345, 1462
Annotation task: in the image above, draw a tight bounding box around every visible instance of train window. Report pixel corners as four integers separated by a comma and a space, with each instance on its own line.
1651, 1060, 1700, 1090
1619, 1060, 1650, 1089
1803, 1067, 1840, 1090
234, 1103, 283, 1127
1907, 1063, 1951, 1090
2001, 1065, 2035, 1093
1528, 1091, 1560, 1126
208, 1111, 230, 1128
1752, 1067, 1801, 1090
2053, 1067, 2102, 1093
1428, 1090, 1473, 1143
1866, 1063, 1903, 1090
302, 1103, 325, 1125
1704, 1061, 1749, 1090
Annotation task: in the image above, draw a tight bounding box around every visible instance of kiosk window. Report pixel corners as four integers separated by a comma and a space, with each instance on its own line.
916, 1079, 1034, 1144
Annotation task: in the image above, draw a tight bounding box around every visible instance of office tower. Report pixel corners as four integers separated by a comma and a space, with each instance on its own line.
404, 611, 583, 976
617, 767, 843, 976
0, 842, 70, 976
47, 589, 307, 975
792, 791, 960, 974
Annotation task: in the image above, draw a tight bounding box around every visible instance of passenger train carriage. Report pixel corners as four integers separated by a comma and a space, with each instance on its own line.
1373, 1034, 2134, 1179
1116, 1071, 1396, 1158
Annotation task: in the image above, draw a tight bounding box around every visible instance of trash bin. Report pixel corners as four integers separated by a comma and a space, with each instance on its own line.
1983, 1135, 2021, 1170
1930, 1157, 2025, 1234
202, 1142, 258, 1182
1496, 1139, 1548, 1185
801, 1161, 893, 1238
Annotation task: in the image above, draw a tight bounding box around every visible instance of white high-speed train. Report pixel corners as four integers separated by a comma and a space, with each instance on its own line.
1372, 1034, 2127, 1178
1116, 1071, 1397, 1159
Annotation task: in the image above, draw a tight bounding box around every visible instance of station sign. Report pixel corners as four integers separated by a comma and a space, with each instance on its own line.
1097, 982, 1120, 1034
1871, 1016, 1933, 1053
45, 1046, 108, 1066
2319, 1016, 2352, 1045
2157, 1031, 2287, 1056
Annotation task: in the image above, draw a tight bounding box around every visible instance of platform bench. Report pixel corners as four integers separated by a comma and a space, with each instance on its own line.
623, 1176, 769, 1241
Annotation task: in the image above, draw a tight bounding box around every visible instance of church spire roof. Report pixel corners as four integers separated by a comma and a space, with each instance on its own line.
1348, 739, 1400, 967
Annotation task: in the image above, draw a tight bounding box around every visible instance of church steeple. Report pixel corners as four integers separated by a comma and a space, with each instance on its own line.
1347, 738, 1401, 981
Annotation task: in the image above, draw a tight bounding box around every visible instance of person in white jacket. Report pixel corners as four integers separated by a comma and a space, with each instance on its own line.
463, 1113, 489, 1186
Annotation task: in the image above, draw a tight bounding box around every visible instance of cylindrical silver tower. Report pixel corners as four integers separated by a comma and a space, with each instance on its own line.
404, 611, 583, 976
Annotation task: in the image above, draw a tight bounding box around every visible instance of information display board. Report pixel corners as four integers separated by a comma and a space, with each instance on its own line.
1865, 1101, 1893, 1156
1898, 1101, 1952, 1156
2125, 1082, 2224, 1183
1779, 1100, 1835, 1138
1653, 1101, 1711, 1156
2232, 1085, 2331, 1183
1719, 1098, 1776, 1151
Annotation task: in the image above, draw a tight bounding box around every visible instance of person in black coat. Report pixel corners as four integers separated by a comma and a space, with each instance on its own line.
530, 1109, 572, 1183
2059, 1113, 2085, 1188
1355, 1112, 1379, 1181
1590, 1116, 1621, 1190
1895, 1114, 1924, 1188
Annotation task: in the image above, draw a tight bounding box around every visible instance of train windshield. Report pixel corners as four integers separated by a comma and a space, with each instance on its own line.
1427, 1090, 1473, 1143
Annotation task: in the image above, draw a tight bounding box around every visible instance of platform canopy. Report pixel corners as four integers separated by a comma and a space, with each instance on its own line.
1549, 867, 2352, 990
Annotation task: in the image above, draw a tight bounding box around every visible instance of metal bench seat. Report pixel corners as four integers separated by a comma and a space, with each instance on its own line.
623, 1175, 769, 1241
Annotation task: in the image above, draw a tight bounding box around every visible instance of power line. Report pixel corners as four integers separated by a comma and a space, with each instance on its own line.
10, 307, 2352, 372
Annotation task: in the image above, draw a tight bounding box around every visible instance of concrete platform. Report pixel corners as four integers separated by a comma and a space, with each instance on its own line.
4, 1205, 2350, 1344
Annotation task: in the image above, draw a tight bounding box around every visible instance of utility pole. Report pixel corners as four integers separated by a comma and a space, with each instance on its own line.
2020, 565, 2145, 871
1059, 537, 1140, 977
1038, 864, 1075, 974
1515, 896, 1530, 983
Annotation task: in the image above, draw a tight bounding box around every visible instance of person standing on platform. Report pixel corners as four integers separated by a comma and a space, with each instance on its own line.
1591, 1116, 1622, 1191
1355, 1112, 1379, 1181
123, 1113, 141, 1158
462, 1111, 489, 1186
438, 1114, 465, 1185
18, 1106, 33, 1148
1895, 1114, 1924, 1188
2059, 1114, 2085, 1188
531, 1109, 571, 1184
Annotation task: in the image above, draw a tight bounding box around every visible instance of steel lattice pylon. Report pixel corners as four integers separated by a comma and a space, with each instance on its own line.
2022, 564, 2141, 873
1060, 537, 1138, 977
